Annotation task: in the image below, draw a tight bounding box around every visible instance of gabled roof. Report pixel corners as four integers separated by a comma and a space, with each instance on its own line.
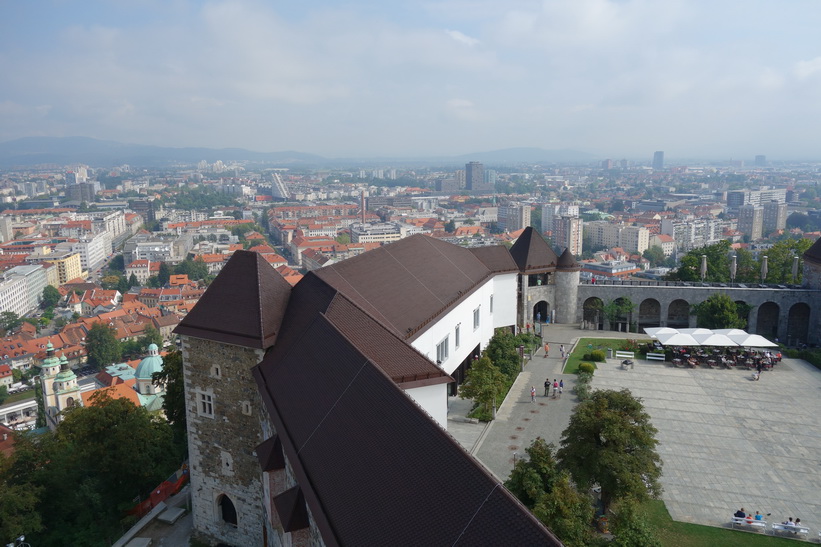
468, 245, 519, 273
253, 313, 559, 547
508, 226, 559, 273
314, 234, 491, 340
174, 250, 292, 349
804, 236, 821, 265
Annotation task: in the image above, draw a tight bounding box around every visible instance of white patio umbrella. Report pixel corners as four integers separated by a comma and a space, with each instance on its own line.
644, 327, 679, 338
692, 333, 738, 347
656, 332, 700, 346
728, 333, 778, 348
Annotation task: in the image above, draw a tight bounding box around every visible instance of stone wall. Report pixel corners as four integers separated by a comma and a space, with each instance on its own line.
182, 336, 267, 546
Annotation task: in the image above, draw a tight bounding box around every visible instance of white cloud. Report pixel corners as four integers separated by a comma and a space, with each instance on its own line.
445, 29, 479, 47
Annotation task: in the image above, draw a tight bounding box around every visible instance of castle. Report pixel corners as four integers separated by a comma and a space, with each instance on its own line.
176, 227, 821, 545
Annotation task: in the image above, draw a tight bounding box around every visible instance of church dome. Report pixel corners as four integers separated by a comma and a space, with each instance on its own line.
135, 344, 164, 380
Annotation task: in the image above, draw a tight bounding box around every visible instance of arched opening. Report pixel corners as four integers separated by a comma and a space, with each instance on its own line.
66, 397, 75, 408
583, 297, 603, 330
218, 494, 238, 526
532, 301, 549, 324
638, 298, 661, 330
788, 303, 810, 345
667, 299, 690, 328
755, 302, 780, 338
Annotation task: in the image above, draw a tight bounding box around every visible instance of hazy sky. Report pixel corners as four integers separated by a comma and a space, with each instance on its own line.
2, 0, 821, 159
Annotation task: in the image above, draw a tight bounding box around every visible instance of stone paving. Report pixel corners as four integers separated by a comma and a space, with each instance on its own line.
450, 324, 821, 537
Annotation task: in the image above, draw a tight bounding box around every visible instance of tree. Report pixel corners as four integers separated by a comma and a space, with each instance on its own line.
153, 350, 187, 449
85, 323, 122, 369
146, 275, 161, 288
108, 254, 125, 272
506, 438, 594, 547
0, 386, 7, 405
761, 238, 813, 284
610, 498, 662, 547
7, 393, 179, 545
157, 262, 171, 286
174, 258, 209, 281
41, 285, 61, 309
642, 246, 666, 268
557, 389, 662, 513
484, 330, 522, 378
692, 293, 747, 329
458, 356, 506, 420
0, 311, 22, 333
0, 452, 43, 542
140, 325, 163, 349
666, 241, 760, 283
335, 233, 351, 245
128, 273, 139, 287
444, 220, 456, 233
603, 298, 634, 331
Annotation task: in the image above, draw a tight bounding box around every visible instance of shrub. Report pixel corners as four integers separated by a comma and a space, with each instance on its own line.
573, 381, 592, 401
621, 339, 641, 353
578, 362, 596, 375
590, 349, 606, 362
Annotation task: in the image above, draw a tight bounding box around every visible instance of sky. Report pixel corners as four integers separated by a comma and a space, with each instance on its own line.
2, 0, 821, 160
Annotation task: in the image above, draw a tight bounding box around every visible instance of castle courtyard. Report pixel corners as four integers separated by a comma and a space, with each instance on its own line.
458, 325, 821, 536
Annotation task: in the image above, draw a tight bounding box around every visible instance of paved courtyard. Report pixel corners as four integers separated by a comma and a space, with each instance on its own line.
591, 356, 821, 533
451, 324, 821, 537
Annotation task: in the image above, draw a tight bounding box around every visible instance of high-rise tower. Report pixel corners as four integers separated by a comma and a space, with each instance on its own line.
652, 151, 665, 170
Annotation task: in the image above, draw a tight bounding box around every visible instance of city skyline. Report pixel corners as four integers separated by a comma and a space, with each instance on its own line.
3, 1, 821, 159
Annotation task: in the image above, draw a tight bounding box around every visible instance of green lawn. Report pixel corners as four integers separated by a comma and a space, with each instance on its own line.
564, 338, 635, 373
1, 390, 35, 406
644, 500, 799, 546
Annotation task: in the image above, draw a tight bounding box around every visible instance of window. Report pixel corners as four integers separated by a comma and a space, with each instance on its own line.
219, 494, 238, 526
473, 306, 481, 330
211, 365, 221, 378
490, 294, 494, 313
198, 392, 214, 418
241, 401, 252, 416
455, 324, 461, 349
436, 336, 449, 364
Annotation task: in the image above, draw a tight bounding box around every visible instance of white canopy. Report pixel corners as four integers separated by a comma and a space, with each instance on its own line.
728, 333, 779, 348
643, 328, 777, 348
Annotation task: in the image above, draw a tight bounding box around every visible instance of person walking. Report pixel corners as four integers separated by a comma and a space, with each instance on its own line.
552, 379, 559, 398
559, 378, 564, 396
544, 378, 550, 397
544, 342, 549, 358
560, 344, 565, 359
530, 386, 536, 403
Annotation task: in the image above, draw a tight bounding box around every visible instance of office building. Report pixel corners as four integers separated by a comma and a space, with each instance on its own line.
498, 203, 531, 232
652, 151, 664, 170
763, 200, 787, 234
755, 155, 767, 167
738, 204, 764, 241
6, 265, 47, 313
553, 216, 583, 256
465, 161, 490, 192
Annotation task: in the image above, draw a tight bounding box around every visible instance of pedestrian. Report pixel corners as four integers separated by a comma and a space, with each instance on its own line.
530, 386, 536, 403
552, 379, 558, 398
559, 379, 564, 395
544, 378, 550, 397
526, 322, 531, 333
544, 342, 549, 358
560, 344, 565, 359
536, 312, 541, 323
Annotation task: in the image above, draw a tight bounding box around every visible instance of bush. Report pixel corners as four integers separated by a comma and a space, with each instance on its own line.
621, 339, 641, 353
578, 362, 596, 375
590, 349, 606, 362
574, 381, 592, 401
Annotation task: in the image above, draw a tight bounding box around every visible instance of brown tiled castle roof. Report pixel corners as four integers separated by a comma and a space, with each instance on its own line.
803, 236, 821, 265
508, 226, 559, 273
253, 313, 560, 546
556, 247, 581, 271
468, 245, 519, 273
174, 250, 291, 349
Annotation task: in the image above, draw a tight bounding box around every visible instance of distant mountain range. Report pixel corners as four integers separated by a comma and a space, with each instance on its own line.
0, 136, 596, 168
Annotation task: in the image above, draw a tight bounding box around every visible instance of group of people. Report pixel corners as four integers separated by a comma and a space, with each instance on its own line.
734, 508, 803, 529
542, 343, 565, 359
530, 378, 563, 402
667, 346, 782, 370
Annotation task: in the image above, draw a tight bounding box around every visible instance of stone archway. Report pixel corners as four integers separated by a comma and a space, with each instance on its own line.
583, 297, 603, 330
639, 298, 661, 330
218, 494, 238, 526
532, 301, 550, 324
755, 302, 780, 338
667, 299, 690, 328
788, 303, 810, 345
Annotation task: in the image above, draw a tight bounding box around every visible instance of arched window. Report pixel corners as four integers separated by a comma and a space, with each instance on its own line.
218, 494, 237, 526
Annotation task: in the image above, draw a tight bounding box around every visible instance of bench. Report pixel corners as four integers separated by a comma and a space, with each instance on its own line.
771, 523, 809, 537
731, 516, 767, 532
615, 351, 635, 360
645, 352, 666, 361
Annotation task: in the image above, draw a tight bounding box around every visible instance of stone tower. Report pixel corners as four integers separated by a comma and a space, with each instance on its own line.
174, 251, 292, 546
508, 227, 561, 325
40, 343, 82, 430
802, 237, 821, 289
554, 247, 581, 324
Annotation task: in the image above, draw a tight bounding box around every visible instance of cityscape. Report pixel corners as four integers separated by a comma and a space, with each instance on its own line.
3, 1, 821, 546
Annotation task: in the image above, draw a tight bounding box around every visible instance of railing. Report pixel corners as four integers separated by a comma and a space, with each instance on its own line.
579, 279, 805, 290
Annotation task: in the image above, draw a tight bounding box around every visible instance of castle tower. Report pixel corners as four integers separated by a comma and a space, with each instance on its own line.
508, 227, 559, 326
554, 247, 581, 324
174, 251, 292, 546
803, 237, 821, 289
